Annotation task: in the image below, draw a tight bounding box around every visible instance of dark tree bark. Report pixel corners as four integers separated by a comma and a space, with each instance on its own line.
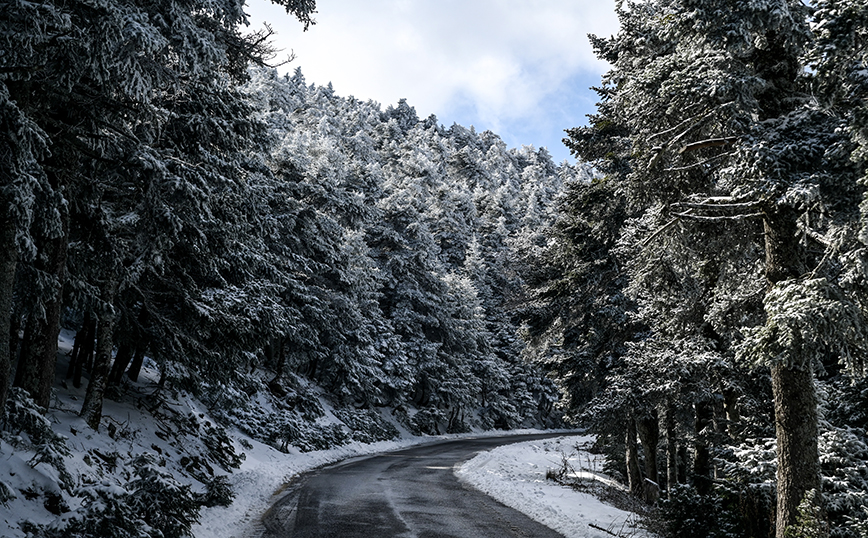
0, 214, 17, 416
80, 276, 119, 431
84, 333, 95, 373
265, 337, 286, 383
763, 206, 822, 538
677, 445, 688, 485
772, 363, 821, 534
626, 415, 644, 497
694, 399, 713, 495
108, 341, 134, 385
723, 387, 740, 438
665, 401, 678, 494
14, 209, 68, 409
636, 409, 660, 486
9, 310, 21, 377
307, 356, 318, 380
12, 316, 27, 389
72, 315, 96, 389
66, 312, 91, 380
126, 341, 147, 382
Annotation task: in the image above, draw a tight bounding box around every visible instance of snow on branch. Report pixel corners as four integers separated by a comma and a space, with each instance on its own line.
670, 200, 762, 211
642, 198, 764, 247
663, 152, 731, 172
677, 137, 739, 154
641, 216, 682, 247
673, 211, 764, 221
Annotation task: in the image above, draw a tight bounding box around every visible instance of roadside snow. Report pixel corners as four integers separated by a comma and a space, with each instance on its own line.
196, 429, 567, 538
196, 434, 436, 538
455, 435, 651, 538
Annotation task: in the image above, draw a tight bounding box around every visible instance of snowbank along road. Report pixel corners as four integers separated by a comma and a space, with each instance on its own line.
259, 433, 569, 537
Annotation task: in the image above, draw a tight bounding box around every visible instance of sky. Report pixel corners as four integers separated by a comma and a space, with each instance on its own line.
243, 0, 621, 164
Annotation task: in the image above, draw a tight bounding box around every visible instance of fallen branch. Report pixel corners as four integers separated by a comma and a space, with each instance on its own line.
589, 523, 621, 536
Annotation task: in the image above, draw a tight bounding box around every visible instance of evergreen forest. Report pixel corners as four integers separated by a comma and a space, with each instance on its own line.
4, 0, 868, 537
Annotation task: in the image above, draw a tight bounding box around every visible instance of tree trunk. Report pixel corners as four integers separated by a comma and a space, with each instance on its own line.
665, 400, 679, 494
636, 409, 660, 487
694, 399, 713, 495
307, 355, 318, 380
14, 209, 67, 410
763, 207, 822, 538
626, 415, 644, 497
80, 276, 119, 431
677, 445, 688, 485
724, 387, 740, 438
66, 311, 92, 380
273, 338, 286, 380
9, 310, 21, 379
12, 316, 28, 388
74, 318, 96, 389
127, 341, 147, 382
771, 363, 821, 537
108, 341, 134, 385
0, 215, 17, 417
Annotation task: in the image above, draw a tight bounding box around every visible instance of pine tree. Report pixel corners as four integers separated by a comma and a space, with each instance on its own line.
565, 0, 868, 534
1, 0, 317, 418
0, 81, 50, 418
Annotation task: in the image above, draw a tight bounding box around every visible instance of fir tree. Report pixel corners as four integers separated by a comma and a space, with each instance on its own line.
562, 1, 868, 534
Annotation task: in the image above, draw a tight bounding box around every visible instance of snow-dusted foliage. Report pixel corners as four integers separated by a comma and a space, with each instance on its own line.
2, 388, 72, 490
30, 453, 205, 538
239, 67, 563, 435
4, 0, 557, 456
527, 0, 868, 535
0, 0, 574, 538
0, 0, 577, 533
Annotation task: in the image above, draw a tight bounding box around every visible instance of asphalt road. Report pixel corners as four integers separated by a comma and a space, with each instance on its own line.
259, 433, 569, 538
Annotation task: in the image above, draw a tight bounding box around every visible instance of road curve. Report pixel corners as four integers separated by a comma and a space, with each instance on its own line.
259, 433, 568, 538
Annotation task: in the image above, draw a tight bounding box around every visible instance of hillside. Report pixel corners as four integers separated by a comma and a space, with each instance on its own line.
2, 331, 565, 538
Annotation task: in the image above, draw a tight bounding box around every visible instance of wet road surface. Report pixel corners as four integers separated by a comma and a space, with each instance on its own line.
260, 433, 568, 538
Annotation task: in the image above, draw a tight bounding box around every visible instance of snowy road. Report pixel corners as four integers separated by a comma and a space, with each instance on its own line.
259, 433, 567, 538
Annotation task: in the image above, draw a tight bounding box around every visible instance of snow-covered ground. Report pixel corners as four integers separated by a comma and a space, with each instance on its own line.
456, 435, 652, 538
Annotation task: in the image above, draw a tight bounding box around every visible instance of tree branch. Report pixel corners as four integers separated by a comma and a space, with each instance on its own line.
664, 152, 731, 172
671, 201, 762, 211
798, 224, 832, 248
588, 523, 622, 537
647, 107, 706, 142
642, 216, 682, 247
673, 211, 763, 221
678, 137, 738, 154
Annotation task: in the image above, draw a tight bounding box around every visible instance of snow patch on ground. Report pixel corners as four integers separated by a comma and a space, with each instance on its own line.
455, 435, 651, 538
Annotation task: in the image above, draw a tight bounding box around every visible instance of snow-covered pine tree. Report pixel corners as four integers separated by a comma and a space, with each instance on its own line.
240, 66, 564, 431
1, 0, 317, 421
0, 82, 50, 418
243, 67, 407, 407
567, 0, 868, 534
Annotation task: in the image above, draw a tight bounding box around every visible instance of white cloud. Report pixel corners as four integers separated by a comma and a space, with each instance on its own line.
245, 0, 620, 161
